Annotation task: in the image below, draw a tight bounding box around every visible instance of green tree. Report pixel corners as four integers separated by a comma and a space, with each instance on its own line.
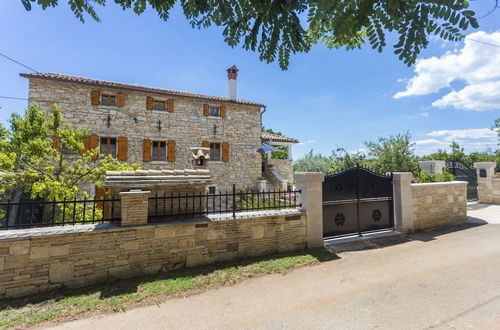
293, 150, 335, 174
21, 0, 479, 69
0, 103, 138, 200
364, 132, 418, 174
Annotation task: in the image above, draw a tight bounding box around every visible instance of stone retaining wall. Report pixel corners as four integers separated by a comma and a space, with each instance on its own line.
266, 159, 294, 186
411, 181, 467, 231
0, 210, 306, 299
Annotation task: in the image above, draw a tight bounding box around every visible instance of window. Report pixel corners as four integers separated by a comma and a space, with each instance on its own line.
209, 143, 221, 161
100, 137, 117, 158
208, 106, 220, 117
101, 94, 116, 106
153, 100, 166, 111
208, 185, 217, 194
152, 141, 167, 161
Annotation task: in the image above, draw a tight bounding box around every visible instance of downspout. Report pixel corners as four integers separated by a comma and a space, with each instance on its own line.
260, 106, 267, 129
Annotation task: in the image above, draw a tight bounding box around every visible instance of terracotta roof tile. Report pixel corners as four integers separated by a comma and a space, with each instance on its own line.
20, 72, 265, 107
261, 132, 299, 143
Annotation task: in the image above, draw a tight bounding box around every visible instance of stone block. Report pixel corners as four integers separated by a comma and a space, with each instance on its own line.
109, 265, 130, 279
252, 226, 265, 239
264, 226, 276, 238
0, 256, 4, 271
9, 241, 30, 256
5, 255, 29, 269
123, 241, 139, 251
155, 226, 176, 239
176, 225, 196, 237
49, 261, 74, 283
50, 244, 70, 257
30, 246, 50, 260
5, 285, 37, 298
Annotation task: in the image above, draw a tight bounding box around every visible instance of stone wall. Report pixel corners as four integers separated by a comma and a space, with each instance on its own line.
411, 181, 467, 231
0, 210, 306, 299
27, 78, 262, 192
267, 159, 294, 186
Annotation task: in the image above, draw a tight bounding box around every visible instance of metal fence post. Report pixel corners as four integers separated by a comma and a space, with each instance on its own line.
232, 184, 236, 219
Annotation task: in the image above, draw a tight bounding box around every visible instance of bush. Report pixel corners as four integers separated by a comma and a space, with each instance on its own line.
416, 170, 455, 183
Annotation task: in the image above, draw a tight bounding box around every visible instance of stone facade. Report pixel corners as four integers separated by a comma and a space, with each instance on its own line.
25, 76, 263, 192
411, 181, 467, 231
266, 159, 294, 187
0, 210, 306, 299
474, 162, 500, 204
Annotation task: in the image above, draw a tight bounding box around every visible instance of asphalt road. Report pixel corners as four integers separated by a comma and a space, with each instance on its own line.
47, 204, 500, 330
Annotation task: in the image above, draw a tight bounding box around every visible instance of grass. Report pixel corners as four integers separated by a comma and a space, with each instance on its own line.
0, 248, 336, 329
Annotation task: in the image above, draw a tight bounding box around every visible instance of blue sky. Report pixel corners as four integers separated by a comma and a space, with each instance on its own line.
1, 1, 499, 159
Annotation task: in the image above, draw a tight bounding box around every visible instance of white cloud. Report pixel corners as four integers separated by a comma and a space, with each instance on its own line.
413, 128, 498, 155
394, 31, 500, 111
298, 139, 316, 146
407, 112, 429, 119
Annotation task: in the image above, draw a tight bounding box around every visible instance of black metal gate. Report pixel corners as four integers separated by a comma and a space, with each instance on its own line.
322, 165, 394, 238
445, 160, 478, 201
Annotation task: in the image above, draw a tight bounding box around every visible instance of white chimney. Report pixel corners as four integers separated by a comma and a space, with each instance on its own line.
227, 65, 239, 100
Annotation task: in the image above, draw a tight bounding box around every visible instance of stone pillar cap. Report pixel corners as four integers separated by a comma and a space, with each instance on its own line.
294, 172, 325, 183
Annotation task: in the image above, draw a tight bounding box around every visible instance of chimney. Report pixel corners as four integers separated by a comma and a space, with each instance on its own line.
227, 65, 239, 101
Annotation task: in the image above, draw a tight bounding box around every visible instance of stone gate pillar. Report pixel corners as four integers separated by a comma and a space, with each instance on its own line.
294, 172, 325, 248
119, 190, 151, 226
392, 172, 414, 233
474, 162, 498, 204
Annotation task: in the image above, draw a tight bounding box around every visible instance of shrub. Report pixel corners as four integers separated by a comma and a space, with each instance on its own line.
416, 170, 455, 183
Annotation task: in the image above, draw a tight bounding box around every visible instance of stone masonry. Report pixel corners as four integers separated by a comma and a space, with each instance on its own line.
0, 210, 306, 299
23, 75, 263, 192
411, 181, 467, 231
474, 162, 500, 204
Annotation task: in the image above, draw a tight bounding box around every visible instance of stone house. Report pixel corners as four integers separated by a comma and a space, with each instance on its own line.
20, 66, 297, 193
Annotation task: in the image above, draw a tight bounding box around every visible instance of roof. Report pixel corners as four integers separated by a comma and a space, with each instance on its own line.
20, 72, 265, 107
261, 132, 299, 144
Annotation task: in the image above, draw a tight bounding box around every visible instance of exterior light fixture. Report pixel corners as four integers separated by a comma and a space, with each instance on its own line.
157, 119, 161, 131
106, 114, 111, 128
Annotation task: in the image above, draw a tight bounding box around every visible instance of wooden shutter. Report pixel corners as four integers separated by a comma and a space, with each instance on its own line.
203, 104, 209, 116
95, 186, 110, 219
146, 97, 153, 110
167, 140, 176, 162
222, 142, 229, 162
117, 93, 125, 107
202, 141, 210, 148
52, 136, 62, 152
143, 139, 152, 162
80, 136, 90, 155
220, 106, 227, 118
117, 136, 128, 161
91, 90, 100, 106
167, 99, 174, 112
89, 135, 99, 160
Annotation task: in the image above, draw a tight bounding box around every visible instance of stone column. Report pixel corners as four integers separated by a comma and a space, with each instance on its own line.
392, 172, 414, 233
418, 160, 446, 174
474, 162, 497, 204
119, 190, 151, 226
294, 172, 325, 248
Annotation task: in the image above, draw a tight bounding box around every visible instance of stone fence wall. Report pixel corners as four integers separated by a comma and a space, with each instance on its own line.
411, 181, 467, 231
0, 210, 306, 299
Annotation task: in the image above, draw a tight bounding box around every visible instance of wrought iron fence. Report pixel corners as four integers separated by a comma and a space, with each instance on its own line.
148, 184, 301, 221
0, 196, 121, 230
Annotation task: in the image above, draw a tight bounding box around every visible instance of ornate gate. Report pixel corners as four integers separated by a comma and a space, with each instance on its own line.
322, 165, 394, 238
445, 160, 478, 201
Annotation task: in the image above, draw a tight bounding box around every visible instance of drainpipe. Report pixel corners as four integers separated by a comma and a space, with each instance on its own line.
260, 106, 267, 129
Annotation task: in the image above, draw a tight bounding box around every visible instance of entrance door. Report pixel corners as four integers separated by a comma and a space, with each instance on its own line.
322, 165, 394, 238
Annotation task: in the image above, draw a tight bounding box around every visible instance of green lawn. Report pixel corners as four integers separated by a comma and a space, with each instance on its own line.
0, 248, 336, 329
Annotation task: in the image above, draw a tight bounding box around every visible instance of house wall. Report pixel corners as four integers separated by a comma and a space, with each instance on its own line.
27, 78, 262, 191
0, 210, 306, 299
411, 181, 467, 231
267, 159, 294, 186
